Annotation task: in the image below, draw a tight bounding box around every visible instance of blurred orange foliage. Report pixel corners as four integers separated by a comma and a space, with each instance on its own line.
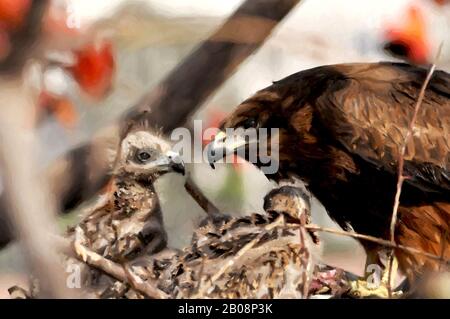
384, 5, 430, 64
69, 41, 115, 99
0, 0, 31, 31
0, 0, 31, 60
38, 91, 78, 128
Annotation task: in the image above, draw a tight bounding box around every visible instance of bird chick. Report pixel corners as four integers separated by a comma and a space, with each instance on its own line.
66, 130, 185, 298
263, 186, 319, 244
263, 186, 311, 224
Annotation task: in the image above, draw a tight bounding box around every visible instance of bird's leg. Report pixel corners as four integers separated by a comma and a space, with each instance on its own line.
348, 248, 403, 298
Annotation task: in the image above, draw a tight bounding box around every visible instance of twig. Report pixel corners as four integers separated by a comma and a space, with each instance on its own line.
122, 264, 169, 299
387, 62, 437, 296
389, 64, 437, 244
70, 235, 169, 299
184, 177, 220, 216
304, 224, 448, 265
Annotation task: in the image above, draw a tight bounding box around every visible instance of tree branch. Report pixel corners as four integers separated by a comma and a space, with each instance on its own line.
0, 0, 301, 248
69, 234, 168, 299
0, 78, 74, 298
304, 224, 448, 265
184, 176, 220, 216
125, 0, 302, 134
0, 1, 75, 298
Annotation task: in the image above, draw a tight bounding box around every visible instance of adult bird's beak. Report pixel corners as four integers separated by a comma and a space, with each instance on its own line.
206, 129, 253, 169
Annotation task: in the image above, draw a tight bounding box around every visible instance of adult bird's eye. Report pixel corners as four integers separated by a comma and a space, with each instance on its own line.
136, 150, 151, 163
241, 118, 257, 129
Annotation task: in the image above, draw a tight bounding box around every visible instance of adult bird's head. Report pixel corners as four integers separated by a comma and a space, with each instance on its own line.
206, 90, 290, 176
117, 130, 185, 181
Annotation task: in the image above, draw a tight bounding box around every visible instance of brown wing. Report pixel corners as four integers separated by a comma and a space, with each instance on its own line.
314, 63, 450, 193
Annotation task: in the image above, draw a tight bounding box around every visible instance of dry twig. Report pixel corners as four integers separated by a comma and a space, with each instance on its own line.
304, 224, 448, 265
184, 177, 220, 216
69, 235, 169, 299
388, 64, 437, 244
387, 62, 437, 296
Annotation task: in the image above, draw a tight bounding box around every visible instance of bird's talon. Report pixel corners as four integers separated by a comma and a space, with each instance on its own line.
348, 279, 401, 299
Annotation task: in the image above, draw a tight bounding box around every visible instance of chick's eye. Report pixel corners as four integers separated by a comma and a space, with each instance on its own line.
241, 118, 257, 129
136, 150, 151, 163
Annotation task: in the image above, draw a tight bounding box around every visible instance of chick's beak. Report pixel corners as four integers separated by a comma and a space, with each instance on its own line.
166, 151, 185, 175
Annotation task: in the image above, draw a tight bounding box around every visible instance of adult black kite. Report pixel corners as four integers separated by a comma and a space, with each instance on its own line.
207, 62, 450, 295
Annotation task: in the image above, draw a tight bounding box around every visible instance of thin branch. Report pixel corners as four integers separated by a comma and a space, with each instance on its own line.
126, 0, 302, 134
184, 176, 220, 216
304, 224, 448, 265
70, 235, 169, 299
387, 62, 437, 296
389, 64, 437, 244
122, 264, 169, 299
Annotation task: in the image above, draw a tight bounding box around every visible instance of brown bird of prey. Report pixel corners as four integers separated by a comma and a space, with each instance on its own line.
207, 62, 450, 297
67, 129, 185, 298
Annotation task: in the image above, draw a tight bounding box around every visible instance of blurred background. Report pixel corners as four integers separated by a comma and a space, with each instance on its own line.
0, 0, 449, 297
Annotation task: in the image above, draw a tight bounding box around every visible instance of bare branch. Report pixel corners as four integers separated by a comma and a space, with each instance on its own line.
69, 235, 169, 299
184, 177, 220, 216
387, 62, 437, 296
0, 0, 302, 248
0, 78, 74, 298
389, 64, 437, 244
126, 0, 302, 134
304, 224, 448, 265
